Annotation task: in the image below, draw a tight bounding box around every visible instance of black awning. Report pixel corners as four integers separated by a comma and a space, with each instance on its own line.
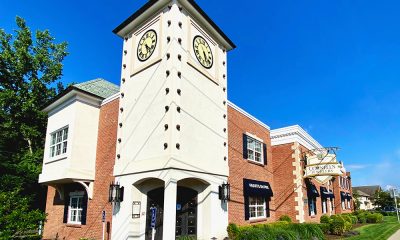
320, 187, 334, 199
307, 183, 320, 198
346, 193, 352, 199
340, 191, 346, 200
243, 179, 273, 197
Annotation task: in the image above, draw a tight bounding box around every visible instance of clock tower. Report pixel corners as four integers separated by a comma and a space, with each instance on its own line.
112, 0, 235, 239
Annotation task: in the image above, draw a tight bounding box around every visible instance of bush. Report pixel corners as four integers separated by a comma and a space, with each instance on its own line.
318, 223, 330, 234
330, 217, 346, 235
358, 215, 367, 223
367, 213, 384, 223
227, 223, 240, 240
278, 215, 292, 223
320, 214, 330, 224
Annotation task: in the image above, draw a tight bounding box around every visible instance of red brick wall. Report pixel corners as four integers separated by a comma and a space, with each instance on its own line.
271, 143, 298, 222
227, 106, 275, 225
332, 172, 353, 214
42, 98, 119, 239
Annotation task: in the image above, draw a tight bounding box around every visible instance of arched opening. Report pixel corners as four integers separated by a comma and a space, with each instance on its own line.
145, 187, 164, 240
175, 186, 197, 237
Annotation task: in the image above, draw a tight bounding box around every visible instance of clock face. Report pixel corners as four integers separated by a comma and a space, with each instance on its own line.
137, 29, 157, 62
193, 35, 213, 69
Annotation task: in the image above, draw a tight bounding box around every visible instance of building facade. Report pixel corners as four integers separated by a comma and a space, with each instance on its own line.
38, 1, 353, 239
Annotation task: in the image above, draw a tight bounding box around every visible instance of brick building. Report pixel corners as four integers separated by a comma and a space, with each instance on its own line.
38, 0, 353, 239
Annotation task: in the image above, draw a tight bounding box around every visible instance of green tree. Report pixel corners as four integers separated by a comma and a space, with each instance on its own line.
373, 190, 394, 209
0, 16, 68, 237
353, 190, 361, 210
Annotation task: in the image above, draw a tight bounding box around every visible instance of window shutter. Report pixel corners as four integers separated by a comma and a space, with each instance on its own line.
263, 143, 267, 165
266, 198, 270, 218
244, 196, 250, 220
81, 193, 88, 225
63, 195, 69, 223
314, 199, 317, 215
308, 200, 312, 216
242, 134, 248, 159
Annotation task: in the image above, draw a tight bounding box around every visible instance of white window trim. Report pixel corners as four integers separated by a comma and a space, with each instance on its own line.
341, 199, 346, 210
246, 135, 264, 164
49, 125, 69, 159
309, 198, 316, 216
347, 199, 351, 209
249, 196, 267, 220
68, 191, 84, 225
322, 199, 327, 214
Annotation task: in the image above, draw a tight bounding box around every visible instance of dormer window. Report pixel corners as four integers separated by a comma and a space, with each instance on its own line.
50, 126, 68, 157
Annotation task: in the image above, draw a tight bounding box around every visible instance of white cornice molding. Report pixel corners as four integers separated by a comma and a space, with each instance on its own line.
270, 125, 322, 150
227, 101, 270, 130
46, 90, 102, 116
101, 92, 120, 106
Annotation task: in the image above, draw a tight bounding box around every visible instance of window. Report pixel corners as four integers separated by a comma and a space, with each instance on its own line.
322, 199, 327, 214
68, 192, 84, 224
247, 136, 263, 163
50, 126, 68, 157
331, 198, 335, 212
341, 199, 345, 210
249, 196, 266, 219
347, 199, 351, 209
309, 198, 317, 216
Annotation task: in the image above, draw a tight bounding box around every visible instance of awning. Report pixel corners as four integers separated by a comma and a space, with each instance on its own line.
346, 193, 352, 199
243, 179, 273, 197
340, 191, 346, 200
320, 187, 334, 199
307, 183, 320, 198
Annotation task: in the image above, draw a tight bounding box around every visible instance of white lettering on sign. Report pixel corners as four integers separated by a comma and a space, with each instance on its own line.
249, 183, 269, 189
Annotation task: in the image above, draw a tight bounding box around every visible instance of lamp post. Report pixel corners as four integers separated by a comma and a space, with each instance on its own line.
388, 186, 400, 223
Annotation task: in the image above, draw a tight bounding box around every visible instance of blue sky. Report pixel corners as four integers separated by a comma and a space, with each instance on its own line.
2, 0, 399, 188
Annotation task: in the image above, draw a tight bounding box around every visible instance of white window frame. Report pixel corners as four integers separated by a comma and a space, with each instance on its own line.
50, 126, 69, 158
331, 198, 335, 212
246, 136, 263, 164
309, 198, 316, 216
347, 198, 351, 209
322, 199, 327, 214
68, 191, 84, 224
249, 196, 266, 220
341, 199, 346, 210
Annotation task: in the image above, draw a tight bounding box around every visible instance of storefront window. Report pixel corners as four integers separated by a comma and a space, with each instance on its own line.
322, 199, 327, 214
249, 196, 266, 219
309, 198, 317, 216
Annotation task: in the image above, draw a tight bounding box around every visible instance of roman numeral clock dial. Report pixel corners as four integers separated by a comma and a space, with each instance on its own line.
193, 35, 213, 69
137, 29, 157, 61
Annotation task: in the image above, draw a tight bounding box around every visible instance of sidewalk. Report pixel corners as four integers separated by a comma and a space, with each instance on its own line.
388, 229, 400, 240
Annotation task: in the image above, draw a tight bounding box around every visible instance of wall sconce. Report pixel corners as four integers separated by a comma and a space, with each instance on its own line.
109, 182, 124, 203
219, 183, 230, 202
132, 201, 141, 218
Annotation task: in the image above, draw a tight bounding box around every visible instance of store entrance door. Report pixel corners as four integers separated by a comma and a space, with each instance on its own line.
145, 187, 164, 240
175, 187, 197, 238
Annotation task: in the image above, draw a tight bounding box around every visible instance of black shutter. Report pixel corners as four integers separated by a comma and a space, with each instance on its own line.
242, 134, 248, 159
308, 200, 311, 216
63, 194, 69, 223
81, 193, 88, 225
244, 195, 249, 220
263, 143, 267, 165
266, 198, 270, 218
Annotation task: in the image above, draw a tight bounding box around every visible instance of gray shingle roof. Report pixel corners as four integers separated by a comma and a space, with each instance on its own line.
353, 185, 382, 197
74, 78, 119, 99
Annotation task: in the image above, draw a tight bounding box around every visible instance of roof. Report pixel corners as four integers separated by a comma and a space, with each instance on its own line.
74, 78, 119, 99
354, 189, 370, 197
353, 185, 382, 197
112, 0, 236, 50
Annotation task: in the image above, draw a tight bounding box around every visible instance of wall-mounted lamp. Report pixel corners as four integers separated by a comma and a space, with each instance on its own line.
109, 182, 124, 203
219, 183, 230, 202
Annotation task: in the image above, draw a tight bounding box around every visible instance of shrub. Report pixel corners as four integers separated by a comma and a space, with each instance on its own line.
350, 215, 358, 224
278, 215, 292, 223
367, 213, 384, 223
320, 214, 330, 224
227, 223, 240, 240
330, 218, 346, 235
341, 214, 352, 224
358, 215, 367, 223
236, 228, 270, 240
176, 236, 196, 240
344, 221, 353, 231
318, 223, 330, 234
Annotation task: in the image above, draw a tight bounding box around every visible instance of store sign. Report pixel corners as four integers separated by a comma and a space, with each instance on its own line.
304, 153, 344, 184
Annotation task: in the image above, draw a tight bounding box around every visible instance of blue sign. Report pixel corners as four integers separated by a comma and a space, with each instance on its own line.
102, 210, 106, 223
150, 207, 157, 228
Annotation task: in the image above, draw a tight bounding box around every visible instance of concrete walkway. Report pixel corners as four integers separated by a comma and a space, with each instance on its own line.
388, 229, 400, 240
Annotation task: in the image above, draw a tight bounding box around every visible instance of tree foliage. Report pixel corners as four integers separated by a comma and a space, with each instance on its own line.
372, 190, 394, 209
0, 16, 68, 237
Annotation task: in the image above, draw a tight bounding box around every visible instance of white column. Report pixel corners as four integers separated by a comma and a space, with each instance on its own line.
162, 179, 177, 240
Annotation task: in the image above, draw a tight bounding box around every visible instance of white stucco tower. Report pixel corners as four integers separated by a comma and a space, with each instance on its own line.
112, 0, 235, 239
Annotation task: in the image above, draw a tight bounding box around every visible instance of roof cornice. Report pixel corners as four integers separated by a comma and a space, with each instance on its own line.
227, 101, 270, 130
270, 125, 322, 150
